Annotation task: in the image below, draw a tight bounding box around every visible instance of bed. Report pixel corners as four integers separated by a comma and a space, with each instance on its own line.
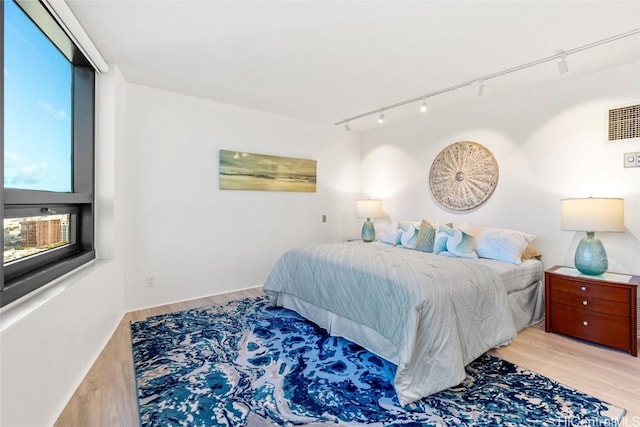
263, 237, 544, 406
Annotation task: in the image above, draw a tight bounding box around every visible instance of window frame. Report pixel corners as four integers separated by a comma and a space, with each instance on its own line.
1, 0, 96, 308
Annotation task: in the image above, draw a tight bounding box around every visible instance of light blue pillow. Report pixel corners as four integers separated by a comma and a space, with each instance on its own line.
434, 222, 477, 259
397, 220, 420, 232
445, 228, 478, 259
433, 222, 454, 253
400, 223, 419, 249
379, 229, 402, 246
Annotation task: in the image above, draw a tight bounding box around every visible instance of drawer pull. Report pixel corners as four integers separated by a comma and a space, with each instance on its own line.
581, 286, 587, 291
582, 300, 588, 306
582, 321, 589, 326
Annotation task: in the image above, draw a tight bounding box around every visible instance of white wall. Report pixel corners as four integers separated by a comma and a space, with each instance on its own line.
0, 66, 128, 427
124, 84, 361, 310
360, 61, 640, 275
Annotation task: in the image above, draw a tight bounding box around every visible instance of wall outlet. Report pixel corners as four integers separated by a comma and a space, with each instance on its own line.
145, 276, 156, 287
322, 214, 327, 223
624, 152, 639, 168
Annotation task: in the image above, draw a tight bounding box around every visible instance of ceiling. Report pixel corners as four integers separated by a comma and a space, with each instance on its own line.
67, 1, 640, 131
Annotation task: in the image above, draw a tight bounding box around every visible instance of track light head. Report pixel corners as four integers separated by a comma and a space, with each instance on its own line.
344, 121, 350, 131
477, 79, 486, 96
556, 51, 569, 74
420, 98, 428, 113
378, 111, 385, 124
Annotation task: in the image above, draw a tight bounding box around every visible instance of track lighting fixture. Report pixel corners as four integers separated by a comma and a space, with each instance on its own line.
557, 51, 569, 74
345, 121, 351, 131
420, 98, 428, 113
333, 28, 640, 130
477, 80, 486, 96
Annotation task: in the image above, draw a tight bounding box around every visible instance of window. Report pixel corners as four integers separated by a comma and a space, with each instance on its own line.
1, 0, 96, 307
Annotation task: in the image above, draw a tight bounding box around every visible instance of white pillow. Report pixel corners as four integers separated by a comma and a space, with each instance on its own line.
473, 227, 536, 264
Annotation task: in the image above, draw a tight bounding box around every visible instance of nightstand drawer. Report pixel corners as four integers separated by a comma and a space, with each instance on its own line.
550, 289, 629, 316
550, 305, 630, 351
549, 276, 630, 302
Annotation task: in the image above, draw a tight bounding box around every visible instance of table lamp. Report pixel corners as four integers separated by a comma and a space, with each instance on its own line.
561, 197, 624, 275
356, 199, 382, 242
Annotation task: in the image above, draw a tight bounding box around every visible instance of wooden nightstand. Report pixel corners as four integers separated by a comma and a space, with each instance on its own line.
545, 266, 638, 356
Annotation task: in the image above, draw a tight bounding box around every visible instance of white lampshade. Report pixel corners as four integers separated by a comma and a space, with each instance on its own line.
561, 198, 624, 232
356, 199, 382, 219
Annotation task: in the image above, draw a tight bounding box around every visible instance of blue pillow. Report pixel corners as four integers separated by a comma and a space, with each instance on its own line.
379, 229, 402, 246
400, 223, 419, 249
435, 222, 477, 259
433, 222, 454, 253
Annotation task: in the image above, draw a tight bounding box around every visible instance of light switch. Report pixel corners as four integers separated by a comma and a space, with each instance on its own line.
624, 152, 639, 168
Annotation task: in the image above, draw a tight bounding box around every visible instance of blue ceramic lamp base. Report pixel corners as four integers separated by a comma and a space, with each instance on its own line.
574, 232, 608, 276
361, 219, 376, 242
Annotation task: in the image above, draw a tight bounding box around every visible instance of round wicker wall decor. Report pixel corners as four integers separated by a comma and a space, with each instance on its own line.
429, 141, 499, 211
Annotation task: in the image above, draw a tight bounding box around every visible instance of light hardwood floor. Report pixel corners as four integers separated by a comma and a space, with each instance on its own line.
55, 287, 640, 426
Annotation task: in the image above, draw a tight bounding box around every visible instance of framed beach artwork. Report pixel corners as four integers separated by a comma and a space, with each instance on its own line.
219, 150, 317, 192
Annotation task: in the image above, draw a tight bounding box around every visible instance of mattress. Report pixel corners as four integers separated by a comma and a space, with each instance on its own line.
263, 242, 543, 404
473, 257, 544, 294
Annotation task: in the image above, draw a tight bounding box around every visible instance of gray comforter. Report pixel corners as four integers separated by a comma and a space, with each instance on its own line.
263, 241, 517, 405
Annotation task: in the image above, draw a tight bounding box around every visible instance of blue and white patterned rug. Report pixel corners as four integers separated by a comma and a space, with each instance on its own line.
131, 296, 625, 426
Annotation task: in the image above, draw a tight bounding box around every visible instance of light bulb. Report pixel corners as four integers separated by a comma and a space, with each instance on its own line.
378, 112, 385, 124
420, 99, 427, 113
557, 56, 568, 74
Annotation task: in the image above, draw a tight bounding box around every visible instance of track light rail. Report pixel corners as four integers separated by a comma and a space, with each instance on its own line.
335, 28, 640, 128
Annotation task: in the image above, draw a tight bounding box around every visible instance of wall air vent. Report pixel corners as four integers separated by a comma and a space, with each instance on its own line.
607, 103, 640, 142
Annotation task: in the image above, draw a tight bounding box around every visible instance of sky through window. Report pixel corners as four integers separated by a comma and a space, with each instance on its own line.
4, 0, 73, 192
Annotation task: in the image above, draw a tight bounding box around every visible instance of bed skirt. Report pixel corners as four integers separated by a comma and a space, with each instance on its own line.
270, 277, 543, 370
